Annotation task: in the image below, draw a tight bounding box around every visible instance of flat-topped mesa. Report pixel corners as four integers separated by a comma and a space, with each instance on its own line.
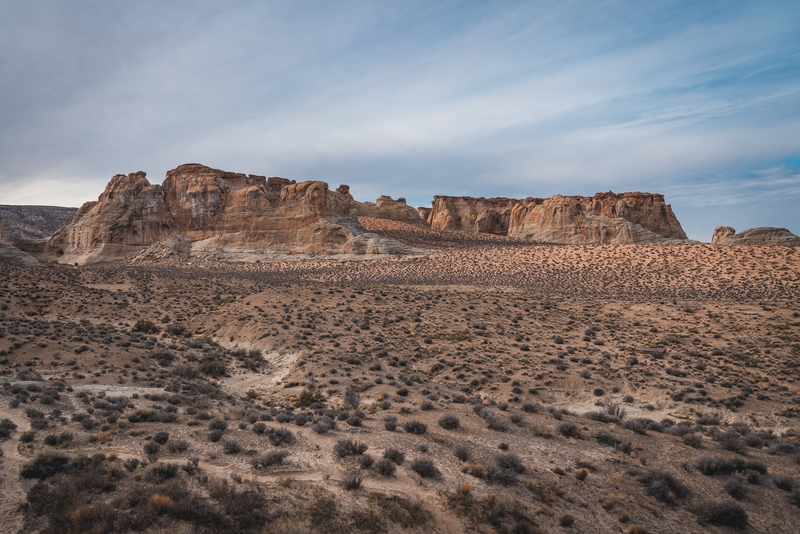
427, 196, 519, 235
43, 163, 415, 264
712, 226, 800, 246
508, 192, 688, 244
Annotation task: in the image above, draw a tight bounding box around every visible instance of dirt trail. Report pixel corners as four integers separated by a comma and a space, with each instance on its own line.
0, 411, 30, 534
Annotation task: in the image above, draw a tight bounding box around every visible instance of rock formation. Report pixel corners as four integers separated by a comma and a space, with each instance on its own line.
0, 215, 42, 266
712, 226, 800, 246
427, 196, 519, 234
354, 194, 428, 228
711, 226, 736, 245
507, 192, 688, 244
42, 164, 417, 264
0, 205, 78, 240
417, 207, 431, 221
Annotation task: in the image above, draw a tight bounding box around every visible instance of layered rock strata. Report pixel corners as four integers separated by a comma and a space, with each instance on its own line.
43, 164, 417, 264
712, 226, 800, 246
507, 192, 688, 244
427, 196, 518, 234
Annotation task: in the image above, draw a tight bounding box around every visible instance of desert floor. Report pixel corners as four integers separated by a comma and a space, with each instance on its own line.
1, 220, 799, 533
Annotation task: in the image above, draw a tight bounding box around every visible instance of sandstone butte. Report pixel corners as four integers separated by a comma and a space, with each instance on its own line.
41, 163, 420, 264
422, 191, 689, 244
712, 225, 800, 246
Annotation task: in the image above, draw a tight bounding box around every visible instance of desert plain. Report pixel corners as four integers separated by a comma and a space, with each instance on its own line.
1, 218, 800, 533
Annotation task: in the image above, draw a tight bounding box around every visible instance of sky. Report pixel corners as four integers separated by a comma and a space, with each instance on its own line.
1, 1, 799, 241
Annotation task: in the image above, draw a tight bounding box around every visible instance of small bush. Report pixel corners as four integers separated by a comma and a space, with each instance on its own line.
375, 458, 397, 476
265, 426, 296, 446
453, 444, 470, 462
383, 415, 397, 431
639, 471, 689, 505
251, 450, 290, 468
683, 433, 703, 448
697, 501, 748, 528
153, 431, 169, 444
438, 414, 460, 430
359, 454, 374, 469
403, 420, 427, 435
223, 439, 242, 454
409, 457, 439, 478
494, 452, 525, 474
20, 452, 71, 479
167, 440, 190, 453
774, 475, 795, 491
559, 513, 575, 527
334, 438, 368, 457
557, 421, 579, 438
143, 441, 160, 455
332, 474, 360, 497
383, 448, 405, 465
724, 477, 747, 499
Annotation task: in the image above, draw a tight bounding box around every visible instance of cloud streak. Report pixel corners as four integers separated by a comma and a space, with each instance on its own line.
1, 1, 799, 240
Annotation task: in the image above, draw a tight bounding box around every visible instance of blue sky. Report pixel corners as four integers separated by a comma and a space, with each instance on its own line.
1, 1, 799, 241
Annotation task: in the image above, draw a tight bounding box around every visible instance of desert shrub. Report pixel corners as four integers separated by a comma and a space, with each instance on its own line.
297, 387, 326, 407
486, 416, 509, 432
557, 421, 578, 438
375, 458, 397, 476
383, 415, 397, 431
143, 441, 160, 455
251, 450, 289, 468
153, 431, 170, 444
133, 319, 159, 334
341, 472, 363, 490
725, 477, 747, 499
252, 422, 267, 434
683, 433, 703, 448
334, 438, 368, 457
696, 456, 766, 476
622, 418, 650, 435
774, 475, 795, 491
438, 414, 460, 430
509, 412, 525, 425
696, 413, 722, 426
265, 426, 295, 446
696, 501, 748, 528
222, 439, 242, 454
346, 415, 362, 427
521, 402, 541, 413
453, 444, 470, 461
359, 454, 374, 469
559, 513, 575, 527
409, 457, 439, 478
420, 401, 435, 411
143, 462, 180, 482
403, 420, 427, 435
344, 387, 361, 411
20, 430, 35, 443
715, 431, 745, 454
20, 452, 71, 479
208, 419, 228, 431
124, 458, 140, 471
167, 440, 190, 453
639, 471, 689, 505
311, 417, 336, 434
208, 429, 224, 442
494, 452, 526, 474
383, 448, 405, 465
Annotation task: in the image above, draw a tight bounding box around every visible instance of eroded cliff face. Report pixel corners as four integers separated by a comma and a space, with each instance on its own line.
43, 164, 416, 264
507, 192, 688, 244
711, 226, 737, 245
712, 227, 800, 246
427, 196, 519, 235
354, 194, 428, 228
0, 215, 42, 266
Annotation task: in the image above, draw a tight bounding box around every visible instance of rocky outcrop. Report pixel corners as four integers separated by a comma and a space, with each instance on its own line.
427, 196, 519, 234
507, 192, 688, 244
417, 207, 431, 221
712, 227, 800, 246
42, 164, 418, 264
0, 205, 78, 240
711, 226, 736, 245
354, 194, 428, 228
0, 215, 42, 266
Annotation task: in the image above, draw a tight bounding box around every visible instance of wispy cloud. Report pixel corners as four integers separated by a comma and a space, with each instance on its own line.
0, 1, 798, 240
